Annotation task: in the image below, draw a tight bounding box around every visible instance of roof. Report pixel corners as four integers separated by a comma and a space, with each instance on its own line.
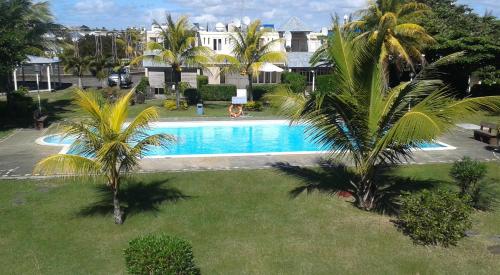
24, 55, 60, 64
286, 52, 314, 68
278, 17, 311, 32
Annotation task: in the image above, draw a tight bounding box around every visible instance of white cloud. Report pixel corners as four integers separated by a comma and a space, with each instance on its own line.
74, 0, 113, 13
192, 14, 219, 23
262, 9, 277, 19
143, 8, 169, 24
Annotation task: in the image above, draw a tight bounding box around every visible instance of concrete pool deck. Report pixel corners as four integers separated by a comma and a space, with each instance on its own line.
0, 124, 498, 178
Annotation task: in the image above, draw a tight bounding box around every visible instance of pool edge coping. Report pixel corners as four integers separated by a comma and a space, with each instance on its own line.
35, 119, 457, 158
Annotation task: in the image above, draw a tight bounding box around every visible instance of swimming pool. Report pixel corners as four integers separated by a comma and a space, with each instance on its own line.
37, 120, 456, 158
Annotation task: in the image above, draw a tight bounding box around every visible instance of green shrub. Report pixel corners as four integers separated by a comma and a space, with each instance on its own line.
8, 91, 34, 115
136, 77, 149, 95
398, 189, 473, 246
281, 72, 306, 93
179, 82, 191, 94
16, 86, 30, 95
245, 101, 263, 111
124, 234, 200, 275
164, 99, 188, 110
250, 84, 287, 100
200, 84, 236, 101
184, 88, 200, 105
450, 156, 488, 196
196, 75, 208, 89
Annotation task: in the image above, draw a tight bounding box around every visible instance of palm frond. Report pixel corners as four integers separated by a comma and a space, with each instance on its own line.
34, 154, 100, 176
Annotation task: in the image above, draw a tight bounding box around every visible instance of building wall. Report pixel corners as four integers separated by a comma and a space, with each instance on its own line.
181, 72, 197, 88
203, 67, 221, 85
225, 73, 249, 89
148, 68, 166, 89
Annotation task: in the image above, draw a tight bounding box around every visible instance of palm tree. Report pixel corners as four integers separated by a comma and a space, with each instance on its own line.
215, 20, 286, 101
269, 25, 500, 210
132, 14, 212, 109
34, 90, 173, 224
345, 0, 434, 67
60, 50, 92, 88
90, 57, 110, 88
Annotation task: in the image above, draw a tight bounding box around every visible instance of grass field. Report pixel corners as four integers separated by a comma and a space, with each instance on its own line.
1, 163, 499, 274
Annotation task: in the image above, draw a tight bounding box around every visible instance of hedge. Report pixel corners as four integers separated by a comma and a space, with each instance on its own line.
184, 88, 201, 105
196, 75, 208, 89
200, 84, 236, 101
281, 72, 306, 93
249, 84, 287, 100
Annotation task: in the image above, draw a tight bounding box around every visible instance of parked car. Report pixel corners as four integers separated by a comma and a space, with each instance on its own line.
108, 67, 132, 87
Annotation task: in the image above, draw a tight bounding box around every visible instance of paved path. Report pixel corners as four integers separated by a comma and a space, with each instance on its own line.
0, 125, 498, 179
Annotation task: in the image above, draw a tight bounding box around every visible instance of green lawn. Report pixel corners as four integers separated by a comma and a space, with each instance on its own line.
1, 163, 499, 274
0, 88, 281, 137
461, 111, 500, 125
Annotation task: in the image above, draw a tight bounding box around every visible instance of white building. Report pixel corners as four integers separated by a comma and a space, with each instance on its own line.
143, 17, 331, 92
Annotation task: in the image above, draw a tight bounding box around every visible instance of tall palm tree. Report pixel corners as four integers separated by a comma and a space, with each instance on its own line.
60, 49, 92, 88
34, 90, 173, 224
90, 57, 110, 88
269, 25, 500, 210
132, 14, 212, 109
346, 0, 434, 67
215, 20, 286, 101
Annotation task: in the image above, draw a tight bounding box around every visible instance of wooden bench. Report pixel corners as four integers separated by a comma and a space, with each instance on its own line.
473, 122, 499, 145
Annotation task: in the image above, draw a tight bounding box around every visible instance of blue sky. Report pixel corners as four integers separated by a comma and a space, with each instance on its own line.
50, 0, 499, 30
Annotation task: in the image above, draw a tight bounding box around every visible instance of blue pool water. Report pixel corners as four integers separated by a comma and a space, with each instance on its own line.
41, 122, 448, 157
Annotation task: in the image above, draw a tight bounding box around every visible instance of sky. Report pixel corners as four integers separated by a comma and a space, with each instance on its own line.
49, 0, 499, 30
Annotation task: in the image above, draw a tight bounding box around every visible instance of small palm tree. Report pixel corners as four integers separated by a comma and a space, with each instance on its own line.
34, 90, 173, 224
90, 57, 110, 88
269, 26, 500, 210
346, 0, 434, 67
132, 14, 212, 109
60, 53, 92, 88
215, 20, 286, 101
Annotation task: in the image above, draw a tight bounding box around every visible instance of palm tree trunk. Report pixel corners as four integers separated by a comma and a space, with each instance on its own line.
113, 188, 123, 224
354, 169, 377, 211
247, 74, 254, 102
174, 69, 181, 109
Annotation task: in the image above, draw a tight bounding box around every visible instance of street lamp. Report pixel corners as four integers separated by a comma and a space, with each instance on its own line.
35, 66, 42, 113
311, 70, 316, 92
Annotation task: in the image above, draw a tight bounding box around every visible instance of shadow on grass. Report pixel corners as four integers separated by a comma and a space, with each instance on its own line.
77, 179, 190, 221
273, 161, 445, 215
0, 94, 75, 131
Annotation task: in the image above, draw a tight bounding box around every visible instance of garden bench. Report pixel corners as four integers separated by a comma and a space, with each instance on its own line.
473, 122, 499, 145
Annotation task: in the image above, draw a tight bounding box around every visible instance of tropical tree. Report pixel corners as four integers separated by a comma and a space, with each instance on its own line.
59, 46, 92, 88
215, 20, 286, 101
416, 0, 500, 95
90, 57, 111, 88
0, 0, 58, 101
34, 90, 173, 224
268, 26, 500, 210
345, 0, 434, 67
132, 14, 212, 109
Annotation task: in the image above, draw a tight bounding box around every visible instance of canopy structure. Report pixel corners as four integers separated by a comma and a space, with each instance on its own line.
259, 62, 284, 72
13, 55, 62, 92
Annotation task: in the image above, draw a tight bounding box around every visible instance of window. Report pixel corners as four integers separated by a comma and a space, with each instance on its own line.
213, 39, 222, 51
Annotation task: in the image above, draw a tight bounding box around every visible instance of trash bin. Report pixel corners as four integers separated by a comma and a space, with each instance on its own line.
196, 103, 204, 115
